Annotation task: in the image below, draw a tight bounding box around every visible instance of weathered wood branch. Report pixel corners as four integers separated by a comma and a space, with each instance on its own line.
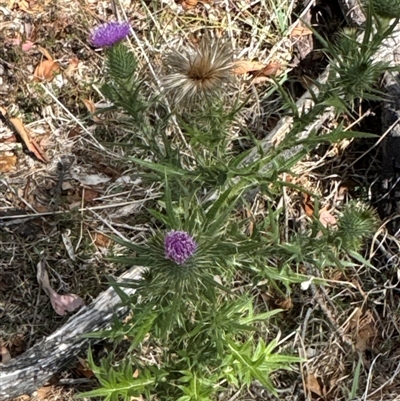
337, 0, 365, 27
0, 267, 141, 400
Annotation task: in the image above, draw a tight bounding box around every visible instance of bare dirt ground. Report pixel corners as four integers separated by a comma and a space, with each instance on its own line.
1, 0, 400, 400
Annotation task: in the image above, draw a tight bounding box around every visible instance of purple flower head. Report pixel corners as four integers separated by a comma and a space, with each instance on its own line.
164, 231, 197, 265
90, 21, 131, 48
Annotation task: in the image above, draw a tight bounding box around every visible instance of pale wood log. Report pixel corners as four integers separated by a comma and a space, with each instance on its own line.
0, 267, 141, 400
337, 0, 365, 27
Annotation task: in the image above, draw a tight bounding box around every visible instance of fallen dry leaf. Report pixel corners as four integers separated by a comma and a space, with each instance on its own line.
233, 60, 282, 83
82, 99, 101, 122
34, 204, 51, 213
34, 59, 60, 82
232, 60, 265, 75
319, 208, 337, 228
63, 57, 80, 80
0, 154, 17, 173
181, 0, 212, 10
109, 203, 139, 219
82, 99, 96, 114
13, 0, 44, 13
68, 127, 81, 139
0, 108, 48, 163
181, 0, 198, 9
317, 208, 337, 238
21, 41, 34, 52
336, 184, 349, 202
0, 346, 11, 364
94, 232, 112, 248
305, 373, 324, 396
15, 396, 29, 401
100, 164, 121, 179
349, 308, 376, 352
35, 386, 53, 400
291, 26, 313, 37
37, 46, 54, 61
251, 63, 282, 78
276, 297, 293, 310
7, 37, 22, 46
70, 166, 111, 186
51, 292, 84, 316
2, 134, 17, 143
301, 193, 314, 217
76, 356, 95, 379
38, 134, 51, 150
83, 188, 99, 202
251, 63, 282, 84
8, 333, 25, 349
37, 261, 85, 316
0, 277, 8, 291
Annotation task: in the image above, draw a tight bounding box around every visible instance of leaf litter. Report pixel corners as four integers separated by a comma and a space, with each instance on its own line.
36, 261, 84, 316
0, 107, 48, 163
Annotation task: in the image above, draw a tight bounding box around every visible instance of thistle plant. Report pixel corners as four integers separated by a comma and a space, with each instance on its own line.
263, 0, 400, 171
323, 0, 400, 110
80, 183, 303, 401
89, 20, 158, 150
324, 27, 391, 106
80, 179, 377, 400
107, 183, 256, 332
81, 2, 389, 400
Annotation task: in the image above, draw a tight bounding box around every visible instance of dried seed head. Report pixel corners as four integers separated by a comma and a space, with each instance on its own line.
90, 21, 131, 48
163, 38, 234, 105
164, 231, 197, 265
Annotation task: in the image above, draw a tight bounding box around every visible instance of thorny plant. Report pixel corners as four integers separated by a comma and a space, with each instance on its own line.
78, 2, 396, 400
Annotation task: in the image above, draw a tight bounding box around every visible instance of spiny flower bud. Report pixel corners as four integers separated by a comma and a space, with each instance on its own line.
164, 231, 197, 265
90, 21, 131, 48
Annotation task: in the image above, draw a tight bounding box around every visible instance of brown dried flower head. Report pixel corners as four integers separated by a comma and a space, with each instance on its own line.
163, 37, 233, 105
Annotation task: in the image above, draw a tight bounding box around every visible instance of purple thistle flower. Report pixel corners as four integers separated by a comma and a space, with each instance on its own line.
164, 231, 197, 265
90, 21, 131, 48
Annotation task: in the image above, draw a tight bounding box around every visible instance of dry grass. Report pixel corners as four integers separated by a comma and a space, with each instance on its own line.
1, 0, 400, 400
